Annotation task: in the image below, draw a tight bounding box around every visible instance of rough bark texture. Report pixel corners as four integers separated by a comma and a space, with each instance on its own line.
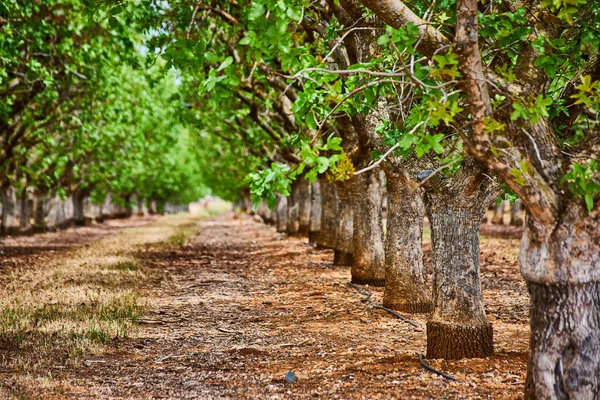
520, 204, 600, 399
333, 180, 354, 267
424, 161, 499, 359
1, 184, 20, 235
348, 170, 385, 287
383, 170, 432, 313
275, 195, 288, 233
317, 178, 338, 249
308, 179, 322, 244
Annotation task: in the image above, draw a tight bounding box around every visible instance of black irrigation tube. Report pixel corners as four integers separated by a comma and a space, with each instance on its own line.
419, 354, 457, 381
346, 281, 458, 382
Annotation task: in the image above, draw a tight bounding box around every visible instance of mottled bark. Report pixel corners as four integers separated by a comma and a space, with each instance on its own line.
275, 195, 288, 233
509, 199, 523, 226
1, 184, 20, 235
520, 204, 600, 399
308, 179, 322, 244
423, 162, 499, 359
317, 177, 338, 249
383, 170, 431, 313
334, 180, 354, 266
348, 169, 385, 286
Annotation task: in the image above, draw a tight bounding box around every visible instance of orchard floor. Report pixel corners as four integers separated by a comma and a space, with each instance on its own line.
0, 212, 529, 399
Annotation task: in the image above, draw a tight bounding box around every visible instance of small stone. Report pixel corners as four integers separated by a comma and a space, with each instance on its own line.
285, 371, 297, 383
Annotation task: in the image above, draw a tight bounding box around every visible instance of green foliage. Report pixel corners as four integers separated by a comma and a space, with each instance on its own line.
561, 161, 600, 211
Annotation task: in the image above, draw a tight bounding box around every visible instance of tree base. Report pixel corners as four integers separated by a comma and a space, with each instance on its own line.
426, 321, 493, 359
333, 250, 353, 266
308, 230, 320, 244
382, 300, 432, 314
32, 225, 49, 234
1, 226, 21, 236
75, 217, 93, 227
351, 276, 385, 287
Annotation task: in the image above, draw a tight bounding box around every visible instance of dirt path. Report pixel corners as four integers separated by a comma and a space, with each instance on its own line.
1, 213, 529, 399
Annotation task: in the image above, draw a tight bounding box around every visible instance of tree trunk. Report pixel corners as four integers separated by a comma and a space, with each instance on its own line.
491, 200, 506, 224
308, 179, 322, 244
520, 203, 600, 399
509, 199, 524, 226
423, 163, 499, 359
275, 195, 288, 233
33, 188, 49, 233
333, 180, 354, 266
19, 187, 31, 232
288, 178, 311, 236
348, 169, 385, 286
1, 184, 20, 235
317, 177, 338, 249
382, 170, 432, 313
73, 190, 91, 226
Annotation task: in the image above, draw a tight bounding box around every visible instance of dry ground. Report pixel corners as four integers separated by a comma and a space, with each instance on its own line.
0, 211, 528, 399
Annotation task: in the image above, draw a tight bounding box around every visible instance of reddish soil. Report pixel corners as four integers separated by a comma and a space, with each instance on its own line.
0, 213, 529, 399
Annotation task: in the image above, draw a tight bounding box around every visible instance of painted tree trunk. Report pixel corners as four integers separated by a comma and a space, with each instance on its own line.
333, 180, 354, 266
348, 169, 385, 286
520, 204, 600, 399
423, 164, 499, 359
33, 189, 49, 232
317, 177, 338, 249
383, 170, 432, 313
509, 199, 523, 226
308, 179, 322, 244
275, 195, 288, 233
1, 184, 20, 235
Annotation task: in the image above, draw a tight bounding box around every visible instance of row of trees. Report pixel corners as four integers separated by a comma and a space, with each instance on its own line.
4, 0, 598, 396
0, 0, 206, 234
117, 0, 598, 397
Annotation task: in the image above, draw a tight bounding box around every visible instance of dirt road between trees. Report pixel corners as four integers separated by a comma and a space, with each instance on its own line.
1, 213, 529, 399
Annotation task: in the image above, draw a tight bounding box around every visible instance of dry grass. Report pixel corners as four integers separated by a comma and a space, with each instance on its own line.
0, 213, 205, 392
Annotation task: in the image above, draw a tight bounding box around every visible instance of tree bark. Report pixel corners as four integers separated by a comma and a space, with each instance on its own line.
333, 180, 354, 266
509, 199, 524, 226
275, 195, 288, 233
423, 162, 499, 359
383, 170, 432, 312
19, 187, 31, 232
1, 184, 20, 235
287, 178, 311, 236
491, 200, 506, 224
33, 188, 49, 233
317, 177, 338, 249
520, 203, 600, 399
348, 169, 385, 286
308, 179, 322, 244
73, 190, 92, 226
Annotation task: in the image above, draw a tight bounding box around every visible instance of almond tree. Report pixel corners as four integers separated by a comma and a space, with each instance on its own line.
359, 0, 600, 396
